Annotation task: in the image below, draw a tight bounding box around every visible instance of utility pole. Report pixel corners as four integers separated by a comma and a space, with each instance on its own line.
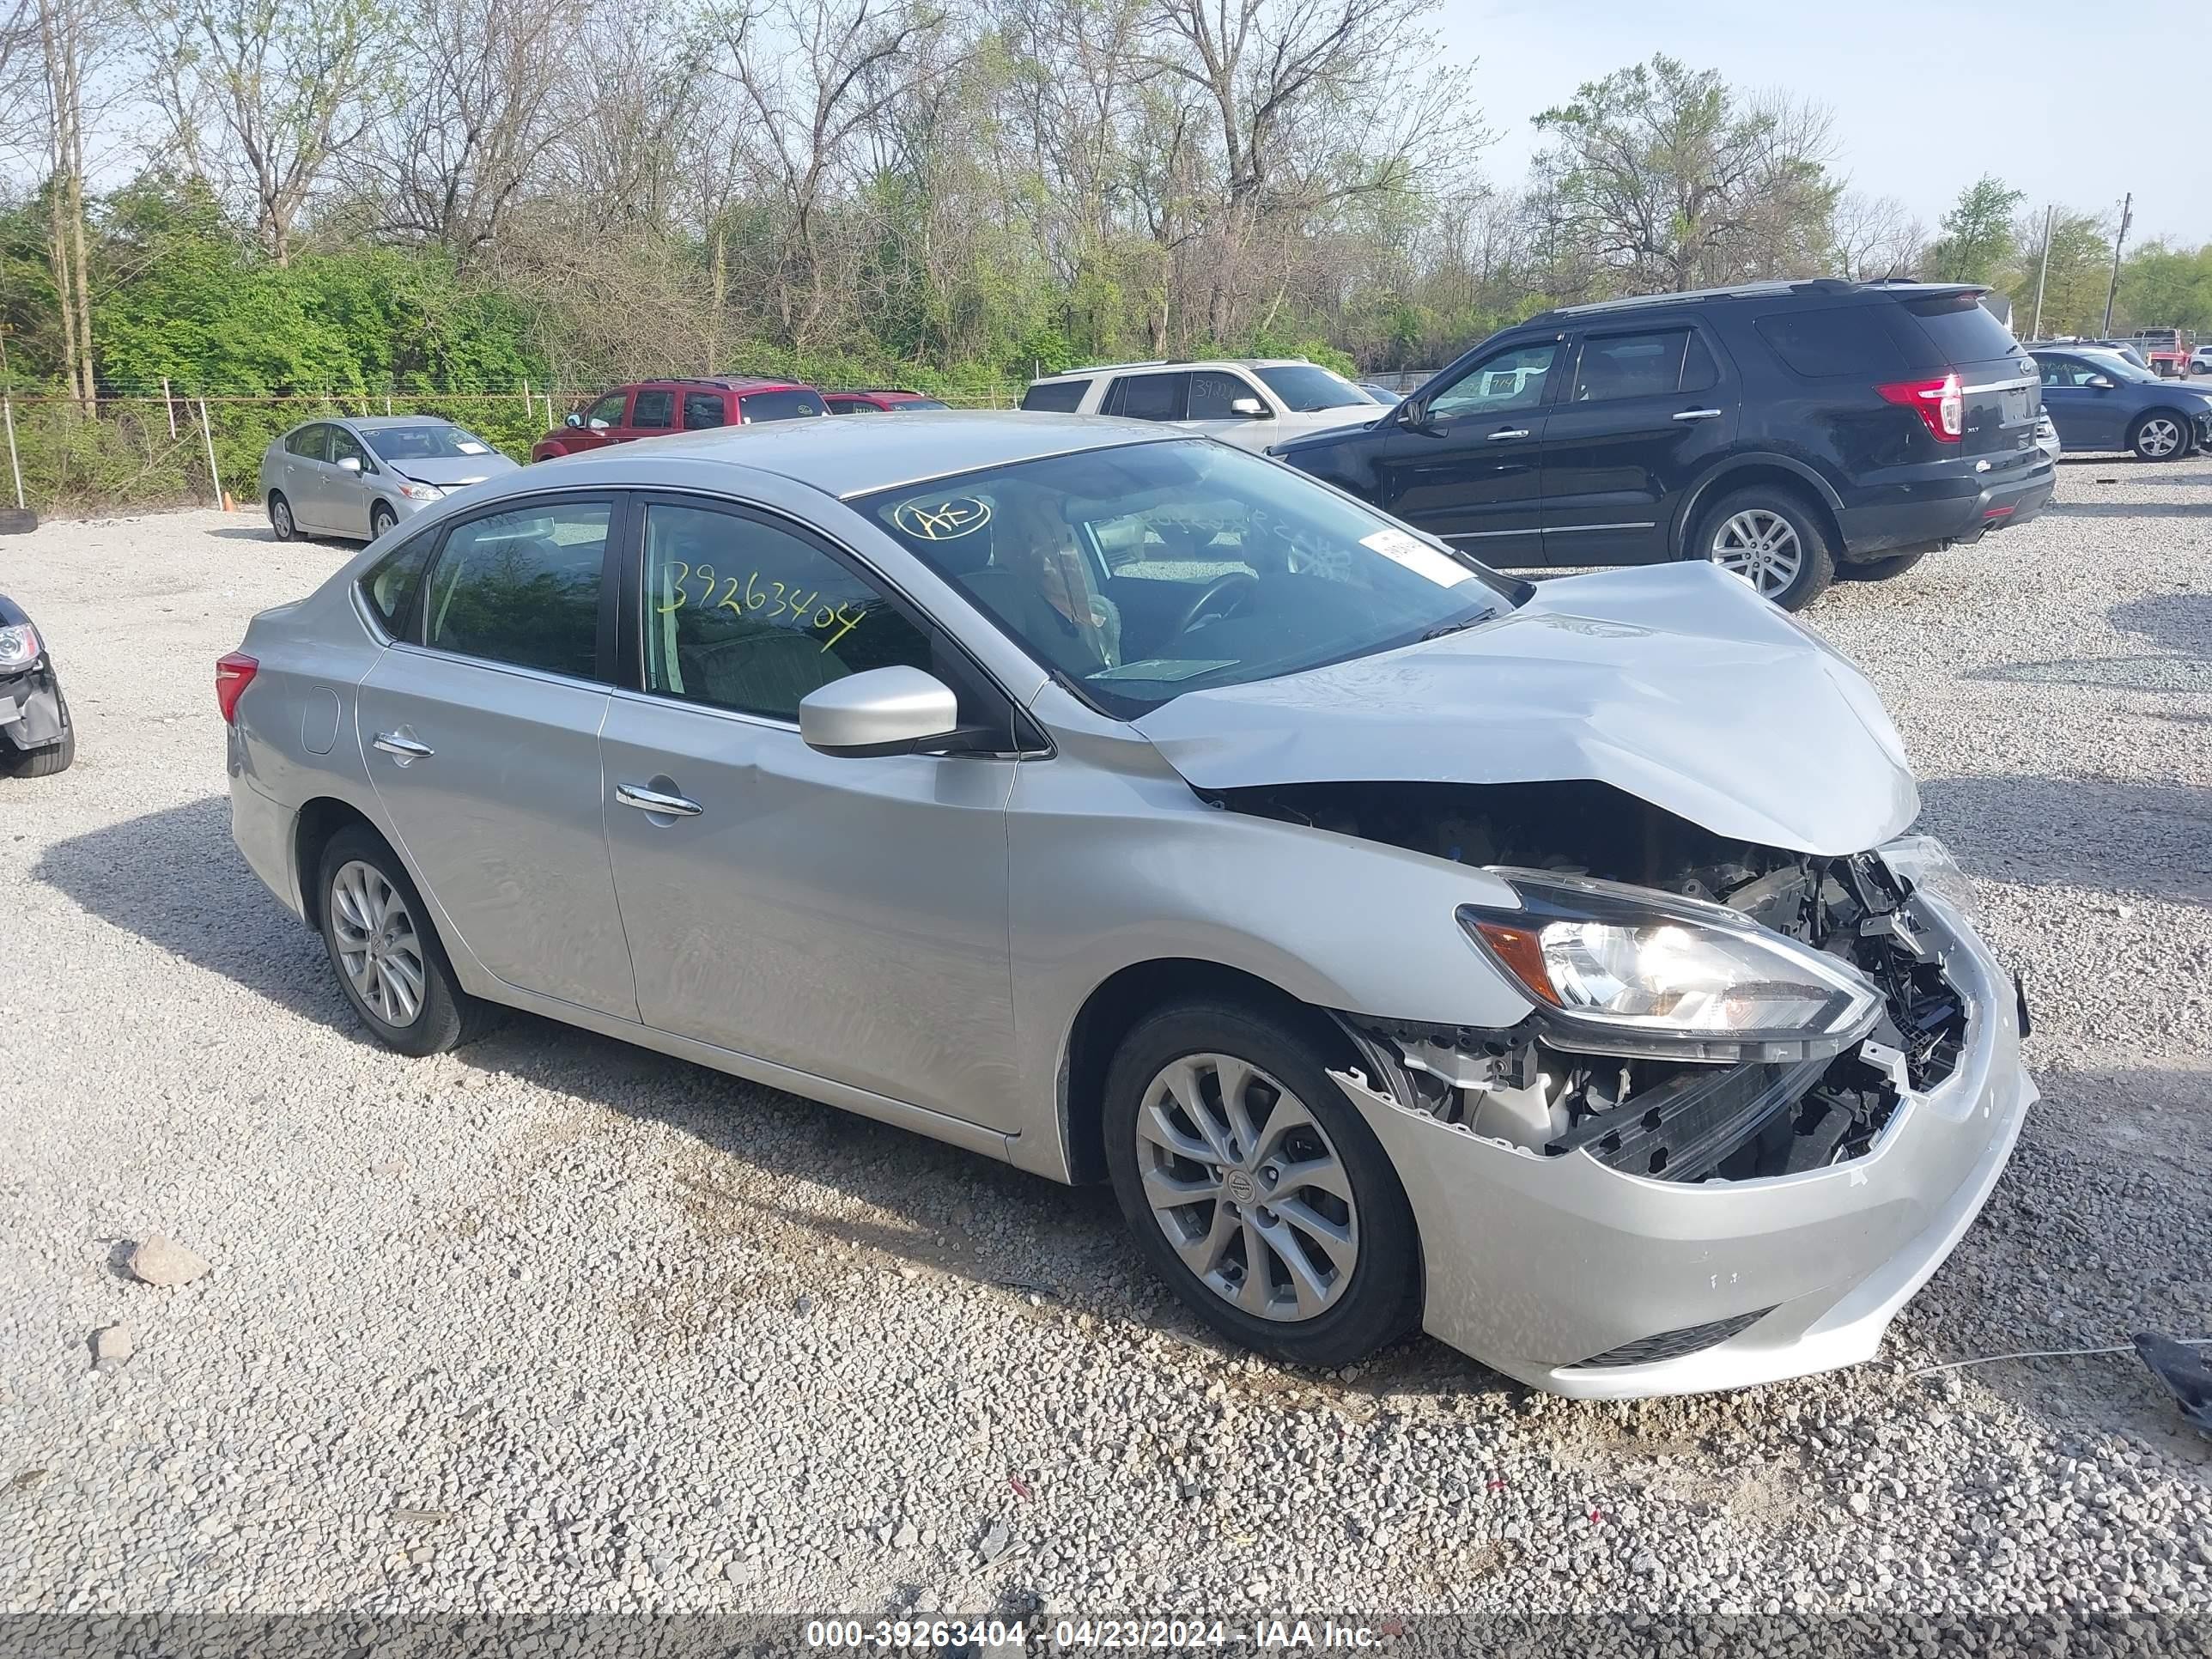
2101, 192, 2132, 336
2030, 206, 2054, 339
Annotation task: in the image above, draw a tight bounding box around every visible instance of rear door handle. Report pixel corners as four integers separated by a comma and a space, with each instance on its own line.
372, 731, 434, 761
615, 782, 703, 817
1487, 428, 1531, 441
1672, 408, 1724, 422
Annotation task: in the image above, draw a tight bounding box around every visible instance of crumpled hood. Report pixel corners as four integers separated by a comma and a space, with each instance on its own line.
395, 453, 520, 488
1133, 562, 1919, 856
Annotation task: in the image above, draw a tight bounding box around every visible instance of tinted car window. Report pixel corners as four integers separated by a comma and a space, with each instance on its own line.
1573, 330, 1693, 402
682, 392, 727, 429
1254, 364, 1370, 411
894, 398, 951, 411
586, 392, 628, 428
738, 390, 828, 422
641, 501, 933, 722
1187, 371, 1255, 420
832, 398, 884, 414
326, 427, 369, 469
287, 425, 330, 461
1110, 373, 1186, 421
1755, 306, 1907, 379
361, 533, 435, 636
1904, 294, 2022, 362
1428, 343, 1557, 417
1682, 331, 1719, 392
422, 500, 611, 680
1019, 380, 1089, 412
631, 389, 676, 429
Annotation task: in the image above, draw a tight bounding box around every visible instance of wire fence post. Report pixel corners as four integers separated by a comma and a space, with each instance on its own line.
3, 393, 24, 511
521, 376, 530, 413
161, 377, 178, 439
385, 392, 393, 416
198, 398, 226, 509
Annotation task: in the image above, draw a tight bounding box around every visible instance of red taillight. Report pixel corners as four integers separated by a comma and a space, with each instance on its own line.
215, 653, 258, 724
1875, 371, 1964, 443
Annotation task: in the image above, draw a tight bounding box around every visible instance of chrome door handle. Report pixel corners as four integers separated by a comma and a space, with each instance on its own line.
1672, 408, 1724, 422
615, 782, 703, 817
373, 731, 434, 760
1487, 428, 1531, 441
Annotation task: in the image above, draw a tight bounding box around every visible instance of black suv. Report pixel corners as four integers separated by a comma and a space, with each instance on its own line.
1274, 280, 2055, 610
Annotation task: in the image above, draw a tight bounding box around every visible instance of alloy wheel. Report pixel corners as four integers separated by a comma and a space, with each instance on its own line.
1709, 508, 1804, 599
330, 859, 426, 1027
1133, 1053, 1359, 1322
272, 499, 292, 538
2137, 416, 2184, 458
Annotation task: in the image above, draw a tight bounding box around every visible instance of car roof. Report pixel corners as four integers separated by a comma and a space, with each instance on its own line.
1525, 278, 1984, 326
506, 410, 1179, 499
1029, 358, 1316, 383
331, 415, 465, 431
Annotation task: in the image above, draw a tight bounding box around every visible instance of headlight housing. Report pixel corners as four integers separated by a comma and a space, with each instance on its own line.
1459, 867, 1884, 1062
0, 623, 41, 671
397, 480, 443, 501
1877, 834, 1974, 919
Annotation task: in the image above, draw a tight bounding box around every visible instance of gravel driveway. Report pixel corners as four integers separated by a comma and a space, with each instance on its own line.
3, 459, 2209, 1623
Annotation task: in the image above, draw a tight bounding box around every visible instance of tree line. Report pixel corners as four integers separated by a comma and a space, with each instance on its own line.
3, 0, 2207, 457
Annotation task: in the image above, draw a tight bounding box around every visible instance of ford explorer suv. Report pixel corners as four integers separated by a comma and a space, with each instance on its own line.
532, 378, 829, 462
1274, 280, 2055, 611
1019, 359, 1379, 453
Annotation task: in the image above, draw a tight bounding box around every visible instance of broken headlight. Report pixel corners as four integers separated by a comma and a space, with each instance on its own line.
1877, 834, 1975, 919
1459, 868, 1885, 1062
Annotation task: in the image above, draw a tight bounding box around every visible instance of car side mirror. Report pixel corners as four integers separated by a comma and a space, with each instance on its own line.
564, 411, 584, 428
2087, 374, 2114, 389
1395, 398, 1438, 434
337, 456, 362, 473
800, 666, 967, 757
1229, 397, 1268, 417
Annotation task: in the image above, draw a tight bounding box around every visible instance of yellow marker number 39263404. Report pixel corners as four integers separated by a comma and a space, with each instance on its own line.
654, 561, 864, 652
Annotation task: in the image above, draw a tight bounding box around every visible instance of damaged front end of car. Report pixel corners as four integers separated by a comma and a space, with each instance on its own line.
1207, 778, 2036, 1397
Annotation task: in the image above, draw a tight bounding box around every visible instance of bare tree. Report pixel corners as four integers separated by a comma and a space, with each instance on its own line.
138, 0, 385, 264
368, 0, 569, 259
1831, 191, 1923, 280
17, 0, 104, 406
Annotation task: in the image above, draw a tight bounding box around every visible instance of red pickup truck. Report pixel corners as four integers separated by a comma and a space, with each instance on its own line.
2130, 328, 2196, 378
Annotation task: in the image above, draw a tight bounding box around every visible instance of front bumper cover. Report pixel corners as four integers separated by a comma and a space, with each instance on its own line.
0, 661, 65, 750
1338, 889, 2033, 1399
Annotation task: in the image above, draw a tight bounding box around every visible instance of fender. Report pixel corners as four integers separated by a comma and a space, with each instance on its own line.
1669, 451, 1846, 552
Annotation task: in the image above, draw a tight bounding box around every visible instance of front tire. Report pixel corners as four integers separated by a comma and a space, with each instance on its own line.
8, 696, 74, 776
2130, 411, 2191, 460
268, 492, 296, 541
1103, 999, 1420, 1369
316, 825, 488, 1055
1692, 486, 1836, 611
370, 502, 398, 540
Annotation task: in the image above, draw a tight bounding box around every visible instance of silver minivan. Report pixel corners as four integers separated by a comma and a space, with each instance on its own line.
260, 416, 519, 544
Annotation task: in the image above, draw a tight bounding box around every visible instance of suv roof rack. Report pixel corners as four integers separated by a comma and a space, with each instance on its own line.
1544, 279, 1864, 319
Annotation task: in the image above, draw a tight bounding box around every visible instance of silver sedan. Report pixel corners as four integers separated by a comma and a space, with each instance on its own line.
259, 416, 519, 544
218, 414, 2033, 1397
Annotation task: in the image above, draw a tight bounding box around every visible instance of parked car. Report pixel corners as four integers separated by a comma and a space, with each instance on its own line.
2030, 346, 2212, 459
263, 417, 519, 544
2127, 327, 2194, 378
2034, 410, 2062, 466
219, 413, 2032, 1400
1018, 359, 1379, 452
530, 378, 829, 462
2191, 344, 2212, 376
823, 389, 953, 414
1356, 381, 1403, 405
1, 592, 74, 776
2024, 337, 2152, 372
1274, 279, 2054, 611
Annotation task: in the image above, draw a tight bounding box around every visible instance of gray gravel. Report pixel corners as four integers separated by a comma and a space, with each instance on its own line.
3, 459, 2209, 1620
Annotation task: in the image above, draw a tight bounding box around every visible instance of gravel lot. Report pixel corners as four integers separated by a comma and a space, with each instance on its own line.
3, 457, 2210, 1624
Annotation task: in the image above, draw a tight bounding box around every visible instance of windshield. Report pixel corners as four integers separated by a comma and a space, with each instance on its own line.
362, 424, 495, 461
854, 440, 1522, 718
1254, 364, 1371, 412
891, 398, 951, 411
2083, 351, 2160, 383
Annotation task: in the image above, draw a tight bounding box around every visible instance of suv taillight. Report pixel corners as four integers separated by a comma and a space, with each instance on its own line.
216, 652, 258, 723
1876, 372, 1964, 443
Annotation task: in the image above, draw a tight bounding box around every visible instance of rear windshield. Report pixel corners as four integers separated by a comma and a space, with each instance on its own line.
1902, 294, 2021, 365
1020, 379, 1089, 412
738, 389, 828, 422
1754, 306, 1907, 379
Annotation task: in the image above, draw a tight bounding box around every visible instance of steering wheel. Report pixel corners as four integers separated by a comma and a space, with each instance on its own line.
1172, 570, 1260, 636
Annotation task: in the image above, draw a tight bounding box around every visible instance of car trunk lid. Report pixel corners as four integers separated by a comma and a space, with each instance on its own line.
1894, 289, 2042, 461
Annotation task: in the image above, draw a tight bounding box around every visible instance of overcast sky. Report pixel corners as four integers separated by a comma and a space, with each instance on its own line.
1438, 0, 2207, 246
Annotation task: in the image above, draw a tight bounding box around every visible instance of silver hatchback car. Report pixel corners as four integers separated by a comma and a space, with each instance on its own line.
221, 414, 2033, 1397
260, 416, 519, 544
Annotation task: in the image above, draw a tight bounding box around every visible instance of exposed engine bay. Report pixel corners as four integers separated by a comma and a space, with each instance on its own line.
1206, 779, 1971, 1182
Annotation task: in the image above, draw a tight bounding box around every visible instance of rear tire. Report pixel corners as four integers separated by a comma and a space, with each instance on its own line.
1103, 998, 1421, 1369
2129, 411, 2191, 460
9, 696, 74, 776
1839, 546, 1930, 583
0, 506, 36, 535
268, 493, 296, 541
1690, 486, 1836, 611
316, 824, 490, 1056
